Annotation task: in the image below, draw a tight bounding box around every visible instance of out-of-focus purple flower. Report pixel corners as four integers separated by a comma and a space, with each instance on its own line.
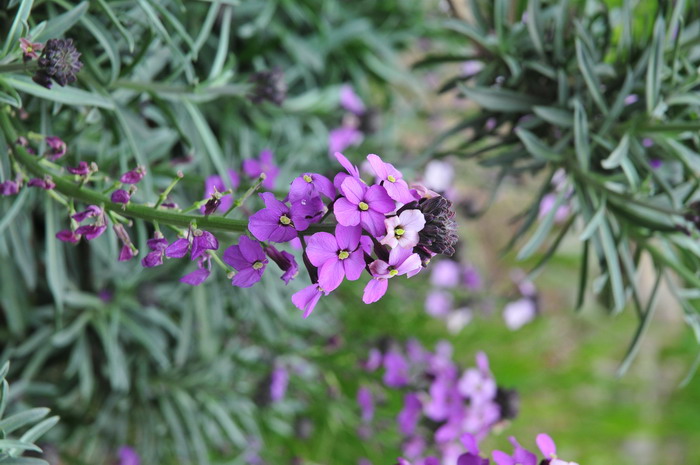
243, 149, 279, 190
191, 230, 218, 259
536, 433, 556, 460
118, 446, 140, 465
458, 360, 497, 405
340, 85, 366, 115
67, 161, 92, 175
363, 348, 382, 372
223, 235, 267, 288
270, 365, 289, 402
463, 265, 482, 291
291, 283, 327, 318
430, 260, 461, 288
364, 247, 422, 304
329, 126, 363, 155
624, 94, 639, 105
538, 193, 570, 223
649, 158, 663, 169
27, 176, 55, 190
357, 386, 374, 422
0, 180, 20, 196
142, 233, 169, 268
462, 60, 484, 77
642, 138, 654, 148
335, 177, 394, 236
383, 349, 409, 388
201, 169, 239, 213
306, 225, 366, 292
56, 229, 81, 243
75, 224, 107, 240
425, 290, 454, 317
503, 298, 537, 331
492, 437, 538, 465
73, 206, 103, 223
264, 245, 299, 284
248, 192, 317, 243
398, 393, 422, 436
111, 189, 130, 204
19, 37, 43, 61
120, 166, 146, 184
180, 256, 212, 286
367, 154, 414, 203
288, 173, 335, 203
485, 118, 498, 132
45, 136, 66, 160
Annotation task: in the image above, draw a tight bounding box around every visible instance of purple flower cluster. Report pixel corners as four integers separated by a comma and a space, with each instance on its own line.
360, 341, 515, 464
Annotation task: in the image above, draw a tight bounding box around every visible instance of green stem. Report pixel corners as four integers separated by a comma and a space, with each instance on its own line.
1, 114, 334, 234
0, 61, 38, 73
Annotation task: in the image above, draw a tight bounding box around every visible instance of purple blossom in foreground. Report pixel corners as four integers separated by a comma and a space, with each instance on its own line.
382, 209, 426, 249
45, 136, 66, 160
270, 365, 289, 402
142, 234, 168, 268
248, 192, 318, 243
291, 283, 327, 318
335, 176, 394, 236
367, 154, 414, 203
120, 165, 146, 184
364, 247, 422, 303
223, 235, 268, 288
201, 169, 240, 214
306, 225, 366, 292
165, 230, 218, 260
288, 172, 335, 203
243, 149, 279, 190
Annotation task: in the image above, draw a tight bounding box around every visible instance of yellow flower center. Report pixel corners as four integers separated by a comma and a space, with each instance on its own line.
303, 174, 313, 183
358, 202, 369, 211
389, 268, 398, 277
338, 250, 350, 260
279, 215, 292, 225
252, 261, 264, 270
395, 228, 405, 237
387, 175, 396, 183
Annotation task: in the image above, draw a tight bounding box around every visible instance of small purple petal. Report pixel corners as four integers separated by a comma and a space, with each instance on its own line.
165, 238, 190, 258
56, 229, 81, 243
180, 268, 211, 286
111, 189, 131, 204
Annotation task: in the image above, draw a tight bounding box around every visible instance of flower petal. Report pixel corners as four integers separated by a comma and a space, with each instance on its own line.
318, 259, 345, 292
306, 232, 339, 267
362, 278, 388, 304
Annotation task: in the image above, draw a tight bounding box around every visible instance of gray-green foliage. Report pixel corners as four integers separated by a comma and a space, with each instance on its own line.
423, 0, 700, 375
0, 0, 434, 463
0, 362, 59, 465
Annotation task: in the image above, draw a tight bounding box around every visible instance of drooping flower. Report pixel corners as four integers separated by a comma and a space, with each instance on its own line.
19, 37, 43, 61
113, 223, 136, 262
27, 176, 55, 190
305, 225, 366, 292
243, 149, 279, 190
142, 233, 169, 268
335, 177, 394, 236
190, 230, 218, 259
264, 245, 298, 284
180, 256, 212, 286
0, 180, 20, 196
270, 364, 289, 402
248, 192, 317, 243
367, 154, 414, 203
56, 229, 81, 243
111, 189, 131, 204
45, 136, 66, 160
383, 349, 410, 388
201, 169, 240, 214
120, 166, 146, 184
67, 161, 92, 175
363, 247, 422, 303
32, 38, 83, 88
288, 172, 335, 203
291, 283, 327, 318
340, 85, 366, 115
382, 209, 426, 249
75, 224, 107, 240
223, 235, 268, 288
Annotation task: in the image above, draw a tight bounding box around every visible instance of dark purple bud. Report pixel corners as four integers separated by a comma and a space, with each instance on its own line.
56, 229, 81, 243
165, 238, 190, 258
75, 224, 107, 240
72, 205, 102, 222
67, 161, 91, 175
33, 38, 83, 88
0, 180, 20, 196
160, 201, 178, 209
111, 189, 131, 204
120, 166, 146, 184
264, 245, 299, 284
248, 68, 287, 105
203, 197, 221, 216
45, 136, 66, 160
119, 244, 135, 261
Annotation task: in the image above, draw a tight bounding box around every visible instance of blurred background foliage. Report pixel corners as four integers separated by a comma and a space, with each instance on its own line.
0, 0, 699, 464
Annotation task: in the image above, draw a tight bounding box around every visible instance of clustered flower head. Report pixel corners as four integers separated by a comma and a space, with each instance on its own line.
233, 151, 457, 318
359, 342, 517, 465
32, 38, 83, 89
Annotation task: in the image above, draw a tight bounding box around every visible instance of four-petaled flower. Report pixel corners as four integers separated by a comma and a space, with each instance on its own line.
363, 247, 422, 303
288, 172, 335, 203
335, 176, 394, 236
382, 209, 426, 249
248, 192, 316, 243
306, 225, 367, 292
223, 235, 268, 288
367, 154, 414, 203
19, 37, 43, 61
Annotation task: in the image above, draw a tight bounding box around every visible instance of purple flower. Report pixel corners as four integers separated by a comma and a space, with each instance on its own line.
357, 386, 374, 422
425, 290, 453, 317
291, 283, 327, 318
190, 230, 218, 259
118, 446, 140, 465
536, 434, 556, 460
67, 161, 91, 175
75, 224, 107, 240
180, 256, 212, 286
382, 209, 426, 249
383, 349, 409, 388
223, 235, 268, 288
503, 298, 537, 330
642, 137, 654, 148
363, 348, 382, 372
335, 177, 394, 236
33, 38, 82, 88
264, 245, 298, 284
270, 365, 289, 402
45, 136, 66, 160
329, 126, 363, 156
463, 265, 482, 290
119, 244, 135, 261
288, 173, 335, 203
624, 94, 639, 105
462, 60, 484, 77
340, 84, 366, 115
538, 193, 569, 223
649, 158, 663, 169
201, 170, 239, 213
397, 393, 422, 436
56, 229, 81, 243
142, 234, 169, 268
120, 166, 146, 184
165, 238, 190, 258
492, 437, 537, 465
430, 260, 461, 288
27, 176, 55, 190
243, 149, 279, 190
0, 180, 20, 196
306, 225, 366, 292
248, 193, 316, 243
19, 37, 43, 61
367, 154, 414, 203
363, 247, 422, 303
111, 189, 131, 204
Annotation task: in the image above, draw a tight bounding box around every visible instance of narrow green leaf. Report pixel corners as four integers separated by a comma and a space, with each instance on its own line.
443, 19, 497, 51
0, 409, 49, 435
95, 0, 134, 52
598, 220, 626, 313
576, 241, 589, 310
532, 106, 573, 128
494, 0, 508, 46
45, 196, 66, 318
0, 380, 8, 419
515, 128, 561, 161
459, 85, 541, 112
183, 100, 227, 180
208, 5, 232, 80
0, 189, 29, 237
526, 0, 545, 57
0, 439, 41, 453
575, 38, 608, 114
579, 199, 606, 241
0, 362, 8, 381
601, 133, 630, 169
2, 0, 34, 57
0, 458, 50, 465
646, 16, 666, 115
34, 2, 88, 42
573, 99, 589, 169
554, 0, 569, 62
4, 75, 114, 109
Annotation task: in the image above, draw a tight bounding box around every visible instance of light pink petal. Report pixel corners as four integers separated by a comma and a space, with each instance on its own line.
396, 253, 422, 276
306, 232, 339, 266
536, 434, 557, 458
365, 185, 395, 213
400, 210, 426, 231
397, 230, 420, 249
368, 259, 391, 278
335, 152, 360, 177
363, 278, 388, 304
319, 259, 345, 292
366, 154, 388, 180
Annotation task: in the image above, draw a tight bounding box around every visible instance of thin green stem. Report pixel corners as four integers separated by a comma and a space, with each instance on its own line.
0, 61, 38, 73
224, 174, 265, 217
154, 171, 183, 208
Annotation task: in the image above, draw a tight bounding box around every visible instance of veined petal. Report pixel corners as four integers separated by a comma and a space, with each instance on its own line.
361, 210, 388, 236
334, 198, 361, 226
363, 278, 388, 304
222, 245, 249, 270
340, 176, 366, 204
232, 267, 264, 288
367, 154, 388, 180
336, 224, 361, 250
343, 250, 366, 281
318, 259, 345, 292
306, 232, 339, 266
365, 185, 395, 213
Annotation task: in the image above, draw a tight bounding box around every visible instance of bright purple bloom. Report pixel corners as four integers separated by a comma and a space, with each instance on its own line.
180, 256, 212, 286
270, 365, 289, 402
291, 283, 327, 318
201, 169, 239, 213
367, 154, 414, 203
382, 209, 426, 249
56, 229, 81, 243
383, 349, 409, 388
243, 149, 279, 190
120, 166, 146, 184
165, 238, 190, 258
288, 173, 335, 202
357, 386, 374, 422
248, 193, 316, 243
118, 446, 140, 465
27, 176, 55, 190
111, 189, 130, 204
142, 234, 168, 267
306, 225, 366, 292
335, 177, 394, 236
0, 180, 20, 196
67, 161, 91, 175
119, 244, 135, 261
431, 260, 461, 288
340, 85, 366, 115
363, 247, 422, 303
264, 245, 298, 284
45, 136, 66, 160
75, 224, 107, 240
19, 37, 43, 61
190, 230, 218, 259
398, 393, 422, 436
536, 434, 556, 459
223, 235, 268, 288
329, 126, 363, 156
